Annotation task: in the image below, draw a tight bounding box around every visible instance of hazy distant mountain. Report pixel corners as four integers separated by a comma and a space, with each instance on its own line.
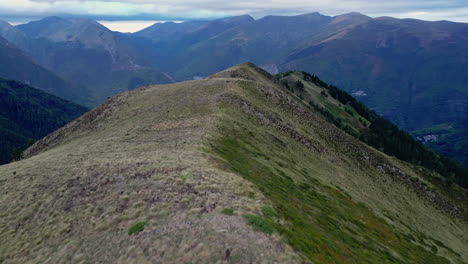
0, 35, 89, 103
16, 16, 142, 68
282, 16, 468, 130
160, 13, 334, 78
133, 20, 209, 43
131, 15, 255, 71
12, 17, 172, 105
135, 15, 254, 43
0, 20, 28, 49
0, 78, 87, 164
128, 13, 468, 166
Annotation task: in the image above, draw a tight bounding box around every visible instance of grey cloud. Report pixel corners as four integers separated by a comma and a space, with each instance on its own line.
1, 0, 467, 22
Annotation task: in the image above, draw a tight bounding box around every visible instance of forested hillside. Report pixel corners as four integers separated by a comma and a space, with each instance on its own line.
0, 78, 87, 164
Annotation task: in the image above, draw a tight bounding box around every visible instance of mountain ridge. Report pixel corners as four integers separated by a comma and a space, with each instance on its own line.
0, 12, 466, 166
1, 63, 466, 263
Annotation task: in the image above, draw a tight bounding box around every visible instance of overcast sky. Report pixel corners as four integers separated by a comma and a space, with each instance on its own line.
1, 0, 467, 32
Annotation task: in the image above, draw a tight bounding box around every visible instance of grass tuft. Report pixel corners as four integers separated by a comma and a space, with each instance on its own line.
261, 206, 276, 220
243, 214, 274, 234
221, 208, 235, 216
128, 222, 146, 235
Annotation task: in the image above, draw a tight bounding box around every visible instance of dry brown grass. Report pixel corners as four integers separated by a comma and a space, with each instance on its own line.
0, 72, 302, 263
0, 63, 466, 263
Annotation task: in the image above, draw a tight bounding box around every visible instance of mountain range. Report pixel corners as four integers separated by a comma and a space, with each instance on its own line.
0, 35, 88, 104
0, 12, 466, 166
0, 17, 172, 106
0, 63, 466, 263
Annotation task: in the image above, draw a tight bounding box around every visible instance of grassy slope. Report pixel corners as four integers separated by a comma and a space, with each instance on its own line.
208, 64, 467, 263
278, 71, 467, 187
0, 63, 466, 263
280, 72, 370, 136
0, 69, 301, 263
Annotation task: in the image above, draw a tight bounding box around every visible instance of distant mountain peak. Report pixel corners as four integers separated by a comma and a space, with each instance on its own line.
337, 11, 369, 17
0, 19, 27, 46
16, 15, 126, 53
330, 12, 372, 25
0, 19, 12, 28
216, 15, 255, 23
17, 16, 110, 41
261, 12, 327, 20
134, 15, 254, 42
41, 16, 68, 22
298, 12, 322, 16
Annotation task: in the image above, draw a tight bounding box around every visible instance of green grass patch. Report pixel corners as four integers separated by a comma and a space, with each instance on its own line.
211, 121, 452, 264
261, 206, 276, 220
221, 208, 235, 216
128, 222, 146, 235
243, 214, 275, 234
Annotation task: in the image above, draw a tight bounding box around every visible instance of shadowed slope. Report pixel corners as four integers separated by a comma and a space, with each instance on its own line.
0, 63, 466, 263
0, 78, 87, 165
0, 36, 89, 104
